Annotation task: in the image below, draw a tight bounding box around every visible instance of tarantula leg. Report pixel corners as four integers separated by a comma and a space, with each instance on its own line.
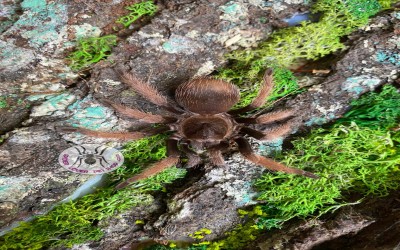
240, 123, 292, 141
229, 68, 274, 115
209, 149, 225, 166
235, 138, 318, 179
180, 144, 202, 167
57, 126, 147, 140
120, 72, 182, 114
235, 110, 294, 124
207, 142, 230, 166
101, 99, 176, 123
115, 138, 181, 190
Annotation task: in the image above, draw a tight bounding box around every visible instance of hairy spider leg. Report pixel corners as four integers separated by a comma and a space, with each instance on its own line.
207, 141, 230, 166
100, 98, 176, 123
180, 143, 202, 167
235, 138, 319, 179
235, 109, 295, 124
229, 68, 274, 115
57, 126, 149, 140
120, 72, 183, 114
115, 138, 181, 190
240, 123, 293, 141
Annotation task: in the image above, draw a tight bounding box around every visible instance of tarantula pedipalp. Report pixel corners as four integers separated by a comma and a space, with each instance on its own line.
60, 69, 318, 189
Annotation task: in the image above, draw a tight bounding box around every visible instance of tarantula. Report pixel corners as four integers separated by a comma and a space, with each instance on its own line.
60, 69, 318, 189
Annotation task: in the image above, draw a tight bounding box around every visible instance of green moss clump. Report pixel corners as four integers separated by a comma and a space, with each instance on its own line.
0, 134, 186, 249
216, 0, 387, 109
256, 123, 400, 224
0, 97, 7, 108
116, 1, 158, 27
253, 85, 400, 228
68, 35, 117, 71
338, 85, 400, 129
377, 0, 398, 9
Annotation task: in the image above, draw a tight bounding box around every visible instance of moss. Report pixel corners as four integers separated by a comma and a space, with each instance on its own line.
189, 228, 212, 240
216, 0, 385, 108
175, 84, 400, 249
68, 35, 117, 71
0, 134, 186, 249
377, 0, 398, 9
116, 0, 158, 28
0, 97, 7, 108
337, 85, 400, 129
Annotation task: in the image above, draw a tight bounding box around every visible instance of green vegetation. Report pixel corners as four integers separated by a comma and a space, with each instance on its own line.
116, 0, 158, 27
0, 134, 186, 249
67, 1, 158, 71
0, 97, 7, 108
218, 0, 385, 108
68, 35, 117, 71
338, 85, 400, 129
378, 0, 399, 9
209, 85, 400, 248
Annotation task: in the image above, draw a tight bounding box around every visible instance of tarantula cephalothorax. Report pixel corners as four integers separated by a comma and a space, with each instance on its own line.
60, 69, 318, 189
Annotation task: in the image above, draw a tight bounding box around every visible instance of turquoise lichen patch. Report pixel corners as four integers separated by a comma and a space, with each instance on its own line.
31, 93, 76, 117
0, 0, 20, 33
376, 50, 400, 66
221, 2, 241, 14
219, 1, 248, 24
342, 75, 381, 96
66, 96, 117, 131
13, 0, 67, 49
259, 138, 283, 156
0, 176, 33, 203
305, 117, 328, 126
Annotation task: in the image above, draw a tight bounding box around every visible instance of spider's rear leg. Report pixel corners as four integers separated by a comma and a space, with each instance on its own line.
207, 142, 230, 166
240, 122, 293, 141
235, 138, 318, 179
229, 68, 274, 115
235, 110, 295, 124
101, 99, 177, 123
115, 138, 181, 190
180, 144, 202, 167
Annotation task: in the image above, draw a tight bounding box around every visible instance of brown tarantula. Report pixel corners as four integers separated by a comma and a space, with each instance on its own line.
61, 69, 318, 189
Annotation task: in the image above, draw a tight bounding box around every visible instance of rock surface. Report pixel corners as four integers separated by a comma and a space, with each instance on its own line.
0, 0, 399, 249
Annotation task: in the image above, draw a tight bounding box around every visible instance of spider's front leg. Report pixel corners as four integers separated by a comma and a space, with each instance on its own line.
100, 98, 175, 124
235, 137, 318, 179
115, 138, 181, 190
